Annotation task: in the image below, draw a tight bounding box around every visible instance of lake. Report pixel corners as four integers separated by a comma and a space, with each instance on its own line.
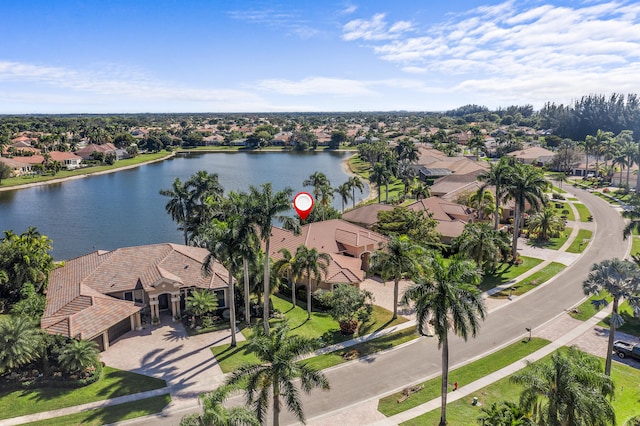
0, 151, 368, 260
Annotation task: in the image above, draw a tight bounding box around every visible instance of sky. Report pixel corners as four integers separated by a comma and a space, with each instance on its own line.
1, 0, 639, 114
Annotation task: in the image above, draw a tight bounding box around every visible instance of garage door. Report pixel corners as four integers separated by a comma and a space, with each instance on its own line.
108, 317, 131, 344
91, 335, 105, 352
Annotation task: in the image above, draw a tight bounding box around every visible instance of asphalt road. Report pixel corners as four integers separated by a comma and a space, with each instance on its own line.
133, 186, 628, 426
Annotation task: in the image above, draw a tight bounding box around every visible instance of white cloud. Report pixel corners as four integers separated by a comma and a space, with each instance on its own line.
342, 13, 413, 41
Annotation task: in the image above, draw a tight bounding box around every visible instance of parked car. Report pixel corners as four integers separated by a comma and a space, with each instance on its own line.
613, 340, 640, 360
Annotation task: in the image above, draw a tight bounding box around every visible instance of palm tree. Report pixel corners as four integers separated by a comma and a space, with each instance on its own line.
623, 205, 640, 239
273, 248, 298, 308
412, 182, 430, 200
582, 258, 640, 375
225, 321, 330, 426
336, 182, 352, 212
478, 157, 514, 230
468, 188, 495, 221
294, 245, 331, 320
303, 171, 330, 201
57, 339, 100, 374
527, 208, 565, 241
186, 289, 219, 326
180, 384, 259, 426
581, 134, 596, 178
503, 163, 548, 261
160, 177, 192, 245
347, 176, 364, 209
249, 183, 294, 334
394, 138, 419, 165
616, 131, 636, 191
510, 347, 615, 425
370, 235, 420, 320
402, 255, 485, 426
370, 162, 391, 203
453, 222, 510, 273
477, 401, 534, 426
594, 129, 614, 181
0, 315, 43, 374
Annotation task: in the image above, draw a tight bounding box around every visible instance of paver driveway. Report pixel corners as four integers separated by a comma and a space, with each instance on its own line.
100, 314, 245, 405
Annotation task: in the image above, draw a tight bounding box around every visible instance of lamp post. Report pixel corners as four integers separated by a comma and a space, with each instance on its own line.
525, 327, 532, 342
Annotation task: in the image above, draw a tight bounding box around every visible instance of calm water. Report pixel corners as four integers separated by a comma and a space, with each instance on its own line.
0, 151, 367, 260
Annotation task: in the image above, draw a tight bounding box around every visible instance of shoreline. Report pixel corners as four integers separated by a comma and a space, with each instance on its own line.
341, 153, 378, 206
0, 152, 176, 193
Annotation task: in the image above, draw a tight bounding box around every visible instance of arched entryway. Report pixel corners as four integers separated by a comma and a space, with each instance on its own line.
360, 251, 371, 271
158, 293, 170, 311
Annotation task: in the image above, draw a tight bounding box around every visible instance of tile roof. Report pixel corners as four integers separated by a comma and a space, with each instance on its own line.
42, 243, 229, 339
342, 203, 394, 227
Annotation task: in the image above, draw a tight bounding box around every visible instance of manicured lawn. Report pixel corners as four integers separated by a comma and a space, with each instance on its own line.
401, 352, 640, 426
631, 236, 640, 256
0, 152, 171, 188
569, 292, 613, 321
304, 328, 420, 371
377, 338, 550, 417
527, 228, 572, 250
211, 295, 407, 373
492, 262, 565, 298
0, 367, 167, 420
574, 203, 591, 222
565, 229, 593, 253
552, 201, 575, 221
479, 257, 543, 292
567, 197, 578, 201
601, 300, 640, 337
24, 394, 171, 426
348, 154, 410, 204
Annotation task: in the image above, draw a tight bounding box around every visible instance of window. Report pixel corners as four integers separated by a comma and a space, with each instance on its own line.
214, 289, 226, 308
124, 291, 133, 301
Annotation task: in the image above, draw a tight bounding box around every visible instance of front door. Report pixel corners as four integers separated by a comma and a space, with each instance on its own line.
158, 293, 169, 311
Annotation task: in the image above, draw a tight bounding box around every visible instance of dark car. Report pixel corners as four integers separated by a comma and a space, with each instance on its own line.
613, 340, 640, 360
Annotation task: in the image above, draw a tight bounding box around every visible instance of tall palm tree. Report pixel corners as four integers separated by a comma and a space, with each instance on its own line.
249, 183, 294, 334
370, 162, 391, 203
180, 384, 259, 426
294, 245, 331, 320
370, 235, 421, 320
0, 315, 43, 374
616, 131, 636, 191
511, 347, 615, 426
468, 188, 496, 221
160, 177, 192, 245
594, 129, 614, 181
347, 176, 365, 209
503, 163, 548, 261
57, 339, 100, 374
582, 258, 640, 375
303, 172, 330, 201
478, 157, 514, 230
273, 248, 298, 308
336, 182, 352, 212
527, 208, 565, 241
581, 134, 596, 178
402, 255, 485, 426
453, 222, 510, 273
225, 321, 330, 426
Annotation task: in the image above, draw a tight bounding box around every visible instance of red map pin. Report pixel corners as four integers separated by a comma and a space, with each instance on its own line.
293, 192, 314, 220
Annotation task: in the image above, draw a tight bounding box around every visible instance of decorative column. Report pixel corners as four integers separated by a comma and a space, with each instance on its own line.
171, 293, 180, 321
102, 331, 110, 351
134, 311, 142, 330
150, 297, 159, 324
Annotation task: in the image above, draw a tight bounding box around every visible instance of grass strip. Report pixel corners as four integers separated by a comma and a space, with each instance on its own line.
377, 338, 550, 417
23, 394, 171, 426
574, 203, 592, 222
565, 229, 593, 253
569, 293, 613, 321
600, 300, 640, 337
631, 236, 640, 256
491, 262, 565, 298
400, 351, 640, 426
479, 257, 543, 291
0, 367, 167, 420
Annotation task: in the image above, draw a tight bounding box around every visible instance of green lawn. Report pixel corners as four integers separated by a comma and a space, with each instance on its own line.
600, 300, 640, 337
492, 262, 565, 298
574, 203, 592, 222
567, 197, 579, 201
0, 152, 171, 189
211, 295, 407, 373
631, 236, 640, 256
565, 229, 593, 253
552, 201, 575, 221
378, 338, 550, 417
348, 154, 410, 204
401, 352, 640, 426
479, 257, 543, 292
0, 367, 167, 420
23, 394, 171, 426
304, 328, 420, 371
527, 228, 572, 250
569, 293, 613, 321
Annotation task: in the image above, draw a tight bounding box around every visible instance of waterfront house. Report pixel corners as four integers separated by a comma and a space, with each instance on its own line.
41, 243, 230, 351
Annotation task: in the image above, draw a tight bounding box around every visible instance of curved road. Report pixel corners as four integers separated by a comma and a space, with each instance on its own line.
139, 186, 628, 425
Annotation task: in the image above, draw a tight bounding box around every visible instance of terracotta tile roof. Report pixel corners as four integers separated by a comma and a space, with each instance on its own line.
50, 151, 82, 161
42, 243, 229, 339
506, 146, 555, 160
0, 157, 31, 168
342, 203, 394, 227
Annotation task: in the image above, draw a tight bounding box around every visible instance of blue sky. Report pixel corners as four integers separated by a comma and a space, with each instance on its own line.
1, 0, 639, 113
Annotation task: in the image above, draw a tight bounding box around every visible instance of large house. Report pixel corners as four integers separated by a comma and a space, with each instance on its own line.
41, 243, 230, 351
267, 219, 388, 291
